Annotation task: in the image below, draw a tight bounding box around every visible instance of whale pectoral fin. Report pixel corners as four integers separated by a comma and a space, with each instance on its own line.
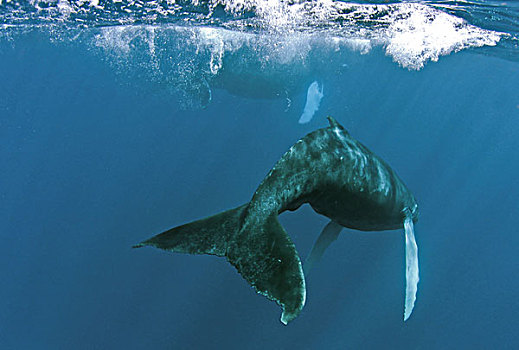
304, 220, 342, 273
227, 215, 306, 325
403, 216, 419, 321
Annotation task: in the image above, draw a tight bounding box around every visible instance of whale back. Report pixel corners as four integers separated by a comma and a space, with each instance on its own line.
246, 116, 417, 231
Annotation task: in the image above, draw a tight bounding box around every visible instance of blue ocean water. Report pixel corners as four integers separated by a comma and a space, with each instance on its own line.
1, 1, 519, 348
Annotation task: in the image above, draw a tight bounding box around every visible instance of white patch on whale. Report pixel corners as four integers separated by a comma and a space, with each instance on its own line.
376, 166, 390, 195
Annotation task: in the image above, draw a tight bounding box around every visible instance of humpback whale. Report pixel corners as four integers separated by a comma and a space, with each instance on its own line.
134, 116, 419, 324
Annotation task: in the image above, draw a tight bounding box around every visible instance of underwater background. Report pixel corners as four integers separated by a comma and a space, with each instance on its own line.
1, 0, 518, 348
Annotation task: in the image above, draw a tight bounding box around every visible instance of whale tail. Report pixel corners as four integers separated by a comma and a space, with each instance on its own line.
226, 214, 306, 325
134, 205, 306, 325
133, 204, 248, 256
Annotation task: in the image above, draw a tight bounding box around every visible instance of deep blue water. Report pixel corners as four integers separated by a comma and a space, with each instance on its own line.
2, 1, 519, 349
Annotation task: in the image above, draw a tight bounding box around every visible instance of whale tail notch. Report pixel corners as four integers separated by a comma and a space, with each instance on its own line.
134, 206, 306, 325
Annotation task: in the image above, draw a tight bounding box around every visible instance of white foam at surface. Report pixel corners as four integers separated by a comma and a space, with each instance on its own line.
299, 81, 323, 124
11, 0, 501, 110
381, 3, 502, 70
69, 1, 504, 109
217, 1, 502, 69
93, 24, 324, 78
57, 0, 73, 17
2, 1, 505, 71
95, 25, 157, 56
233, 1, 500, 70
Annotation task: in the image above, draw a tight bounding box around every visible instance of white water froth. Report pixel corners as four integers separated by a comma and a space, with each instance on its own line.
92, 25, 344, 108
1, 1, 503, 70
95, 4, 500, 70
382, 3, 501, 69
206, 1, 502, 69
299, 81, 323, 124
38, 1, 501, 107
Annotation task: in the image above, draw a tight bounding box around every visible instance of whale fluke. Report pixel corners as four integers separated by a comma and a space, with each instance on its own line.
133, 204, 247, 255
227, 214, 305, 325
134, 204, 305, 325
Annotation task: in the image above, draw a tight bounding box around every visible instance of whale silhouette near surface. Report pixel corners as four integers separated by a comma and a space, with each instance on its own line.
134, 116, 420, 324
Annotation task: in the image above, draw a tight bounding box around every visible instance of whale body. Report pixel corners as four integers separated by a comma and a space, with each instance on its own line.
134, 116, 419, 324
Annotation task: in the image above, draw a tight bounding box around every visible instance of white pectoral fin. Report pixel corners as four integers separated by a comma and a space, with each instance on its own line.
404, 215, 419, 321
298, 81, 324, 124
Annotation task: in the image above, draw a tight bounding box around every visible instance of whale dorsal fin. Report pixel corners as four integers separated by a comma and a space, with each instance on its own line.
327, 116, 342, 129
327, 116, 350, 134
